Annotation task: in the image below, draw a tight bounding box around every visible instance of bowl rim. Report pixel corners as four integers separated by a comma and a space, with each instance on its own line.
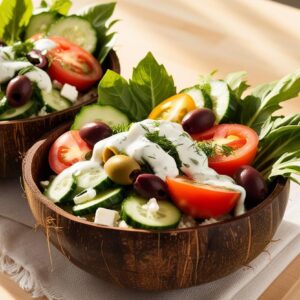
0, 50, 119, 126
23, 124, 289, 235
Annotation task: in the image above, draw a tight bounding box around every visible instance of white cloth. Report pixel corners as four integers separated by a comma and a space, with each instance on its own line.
0, 178, 300, 300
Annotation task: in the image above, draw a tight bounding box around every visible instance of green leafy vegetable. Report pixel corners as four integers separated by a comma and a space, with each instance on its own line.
225, 71, 249, 98
241, 69, 300, 133
111, 123, 132, 134
50, 0, 72, 15
82, 2, 117, 63
0, 0, 33, 43
98, 52, 176, 121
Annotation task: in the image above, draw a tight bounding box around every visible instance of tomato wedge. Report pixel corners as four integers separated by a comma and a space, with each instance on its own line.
49, 130, 92, 174
166, 177, 240, 218
46, 36, 102, 91
192, 124, 259, 176
148, 93, 196, 123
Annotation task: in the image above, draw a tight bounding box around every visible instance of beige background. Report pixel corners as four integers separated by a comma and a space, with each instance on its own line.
1, 0, 300, 299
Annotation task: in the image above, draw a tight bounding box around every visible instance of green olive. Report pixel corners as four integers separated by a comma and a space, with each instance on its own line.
102, 146, 119, 163
104, 155, 141, 185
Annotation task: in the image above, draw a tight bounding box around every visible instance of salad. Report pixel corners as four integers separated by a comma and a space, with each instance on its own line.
41, 53, 300, 230
0, 0, 117, 120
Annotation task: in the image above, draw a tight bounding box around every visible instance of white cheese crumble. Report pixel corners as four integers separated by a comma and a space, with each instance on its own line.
61, 83, 78, 102
94, 208, 120, 227
74, 188, 96, 205
118, 220, 130, 228
142, 198, 160, 213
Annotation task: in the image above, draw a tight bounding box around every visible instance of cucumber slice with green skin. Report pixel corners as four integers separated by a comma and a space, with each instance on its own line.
0, 100, 36, 120
209, 80, 237, 123
72, 104, 130, 130
45, 173, 77, 203
72, 188, 123, 216
181, 85, 213, 109
47, 16, 97, 53
121, 196, 181, 230
75, 167, 113, 192
41, 89, 72, 112
0, 97, 9, 114
25, 12, 58, 40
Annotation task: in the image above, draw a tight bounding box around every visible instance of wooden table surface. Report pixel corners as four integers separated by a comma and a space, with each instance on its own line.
1, 0, 300, 299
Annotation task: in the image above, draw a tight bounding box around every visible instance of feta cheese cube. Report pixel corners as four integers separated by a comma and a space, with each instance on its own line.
94, 208, 120, 227
60, 83, 78, 102
118, 220, 129, 228
142, 198, 160, 213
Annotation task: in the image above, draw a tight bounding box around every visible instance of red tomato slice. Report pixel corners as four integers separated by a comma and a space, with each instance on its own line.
46, 36, 102, 91
49, 130, 92, 174
166, 177, 240, 218
192, 124, 259, 176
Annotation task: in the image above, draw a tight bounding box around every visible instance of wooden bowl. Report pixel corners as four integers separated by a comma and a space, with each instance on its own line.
0, 50, 120, 178
22, 123, 290, 291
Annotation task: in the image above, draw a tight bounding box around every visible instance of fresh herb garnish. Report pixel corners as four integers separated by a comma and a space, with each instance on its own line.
98, 52, 176, 121
18, 65, 35, 75
196, 141, 234, 158
111, 123, 132, 134
145, 131, 182, 168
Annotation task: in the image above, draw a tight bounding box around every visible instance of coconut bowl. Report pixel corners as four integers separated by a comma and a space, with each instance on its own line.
22, 123, 290, 291
0, 50, 120, 178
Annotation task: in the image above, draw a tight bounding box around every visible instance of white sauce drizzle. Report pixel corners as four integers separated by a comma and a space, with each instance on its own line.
67, 120, 246, 216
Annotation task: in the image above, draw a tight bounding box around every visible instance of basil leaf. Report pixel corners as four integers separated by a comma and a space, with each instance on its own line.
241, 70, 300, 133
50, 0, 72, 15
129, 52, 176, 117
98, 70, 136, 120
83, 2, 117, 63
98, 52, 176, 121
225, 71, 249, 98
0, 0, 33, 43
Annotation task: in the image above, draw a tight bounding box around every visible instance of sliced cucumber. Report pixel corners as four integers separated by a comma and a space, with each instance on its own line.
181, 85, 212, 109
25, 12, 58, 40
72, 104, 130, 130
47, 16, 97, 53
0, 100, 36, 120
0, 97, 8, 114
121, 196, 181, 230
75, 167, 113, 192
208, 80, 237, 123
41, 89, 72, 112
72, 188, 123, 216
45, 172, 77, 203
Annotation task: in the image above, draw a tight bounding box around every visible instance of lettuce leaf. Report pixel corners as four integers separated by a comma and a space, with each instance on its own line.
0, 0, 33, 43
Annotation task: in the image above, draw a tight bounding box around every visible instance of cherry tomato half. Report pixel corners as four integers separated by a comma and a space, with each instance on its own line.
166, 177, 240, 218
193, 124, 259, 176
46, 36, 102, 91
148, 93, 196, 123
49, 130, 92, 174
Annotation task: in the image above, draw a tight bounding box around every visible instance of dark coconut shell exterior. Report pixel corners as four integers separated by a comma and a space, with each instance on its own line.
22, 123, 290, 291
0, 50, 120, 178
